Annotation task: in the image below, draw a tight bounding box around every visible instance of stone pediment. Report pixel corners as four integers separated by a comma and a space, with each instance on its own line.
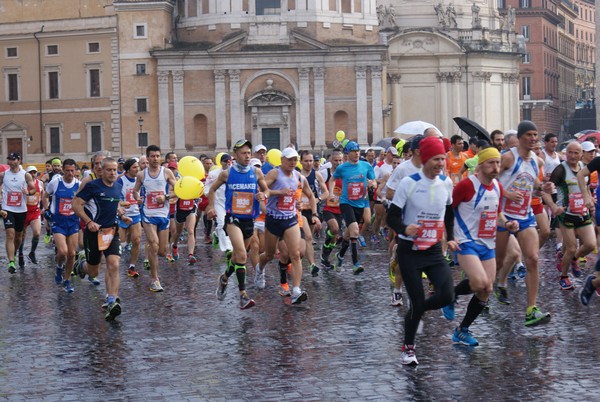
0, 121, 27, 132
247, 90, 294, 107
387, 30, 464, 56
207, 29, 330, 53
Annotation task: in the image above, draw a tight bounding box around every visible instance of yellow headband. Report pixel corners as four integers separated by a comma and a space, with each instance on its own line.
477, 147, 501, 165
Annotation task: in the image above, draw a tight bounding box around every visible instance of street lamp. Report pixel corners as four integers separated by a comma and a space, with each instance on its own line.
138, 116, 144, 155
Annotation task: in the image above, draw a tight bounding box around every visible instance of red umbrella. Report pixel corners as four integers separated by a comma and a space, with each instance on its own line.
577, 132, 600, 143
0, 164, 9, 173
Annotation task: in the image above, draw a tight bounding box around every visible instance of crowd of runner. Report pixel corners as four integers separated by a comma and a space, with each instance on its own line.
2, 120, 600, 365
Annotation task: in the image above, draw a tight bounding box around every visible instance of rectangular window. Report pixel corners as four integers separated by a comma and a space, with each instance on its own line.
522, 76, 531, 96
46, 44, 59, 56
89, 69, 100, 97
136, 63, 147, 75
341, 0, 351, 13
7, 73, 19, 101
48, 71, 59, 99
136, 97, 148, 113
134, 23, 147, 39
522, 25, 530, 40
256, 0, 281, 15
520, 0, 530, 8
522, 52, 531, 63
497, 0, 506, 8
523, 108, 532, 121
90, 125, 102, 152
50, 127, 61, 154
6, 47, 17, 58
88, 42, 100, 53
138, 132, 149, 148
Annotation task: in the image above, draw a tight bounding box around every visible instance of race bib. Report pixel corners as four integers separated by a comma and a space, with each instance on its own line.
59, 198, 74, 216
178, 199, 195, 211
568, 193, 587, 215
478, 211, 497, 238
98, 227, 116, 251
27, 193, 40, 206
413, 220, 444, 250
232, 192, 253, 215
348, 182, 365, 201
7, 191, 22, 207
125, 189, 136, 204
504, 189, 530, 218
277, 193, 296, 212
300, 195, 310, 210
146, 191, 165, 209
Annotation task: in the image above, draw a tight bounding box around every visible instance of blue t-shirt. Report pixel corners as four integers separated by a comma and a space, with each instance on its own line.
261, 161, 274, 175
333, 160, 375, 208
75, 178, 123, 228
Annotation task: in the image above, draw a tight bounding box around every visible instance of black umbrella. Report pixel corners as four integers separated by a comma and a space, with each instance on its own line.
375, 137, 394, 149
453, 117, 491, 142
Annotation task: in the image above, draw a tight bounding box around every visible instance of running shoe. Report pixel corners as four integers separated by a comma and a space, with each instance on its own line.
73, 255, 85, 279
278, 283, 291, 297
390, 291, 403, 307
254, 265, 266, 289
452, 327, 479, 346
579, 275, 597, 306
105, 301, 122, 321
88, 276, 101, 286
171, 244, 179, 261
54, 266, 63, 285
44, 233, 51, 244
444, 254, 455, 267
18, 253, 25, 268
291, 290, 308, 305
212, 232, 219, 249
127, 267, 140, 278
320, 256, 333, 271
559, 276, 574, 290
143, 259, 150, 270
371, 234, 380, 244
357, 235, 367, 248
150, 280, 164, 292
334, 252, 344, 272
166, 254, 175, 263
572, 259, 582, 278
63, 279, 74, 293
516, 263, 526, 279
310, 264, 319, 277
556, 250, 563, 272
400, 344, 418, 366
204, 234, 212, 244
124, 242, 132, 252
352, 263, 364, 275
27, 252, 38, 265
216, 274, 228, 300
239, 291, 255, 309
494, 286, 510, 305
7, 261, 16, 274
524, 306, 551, 327
101, 296, 122, 309
579, 256, 587, 264
442, 301, 455, 320
188, 254, 197, 264
507, 266, 517, 282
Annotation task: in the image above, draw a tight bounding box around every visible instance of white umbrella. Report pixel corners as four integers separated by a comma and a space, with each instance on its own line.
393, 121, 440, 138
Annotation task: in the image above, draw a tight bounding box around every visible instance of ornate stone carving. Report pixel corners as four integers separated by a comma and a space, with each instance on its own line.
355, 66, 367, 79
314, 67, 325, 80
371, 65, 383, 79
228, 69, 240, 81
214, 69, 226, 83
472, 3, 481, 29
437, 72, 451, 82
434, 3, 447, 28
446, 3, 458, 29
472, 71, 492, 82
172, 70, 184, 83
501, 73, 520, 82
158, 70, 169, 84
388, 73, 401, 83
377, 4, 398, 29
298, 67, 310, 80
450, 71, 462, 82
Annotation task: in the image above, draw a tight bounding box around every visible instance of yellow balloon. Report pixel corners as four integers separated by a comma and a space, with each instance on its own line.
178, 156, 206, 180
174, 176, 204, 200
336, 130, 346, 142
209, 165, 219, 171
266, 149, 282, 167
296, 161, 302, 170
215, 152, 224, 166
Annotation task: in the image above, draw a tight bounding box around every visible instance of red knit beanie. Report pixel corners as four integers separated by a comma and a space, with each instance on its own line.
419, 136, 446, 165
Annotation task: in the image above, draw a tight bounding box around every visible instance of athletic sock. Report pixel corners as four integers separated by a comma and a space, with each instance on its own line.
459, 295, 487, 328
339, 239, 350, 258
279, 261, 288, 284
454, 279, 472, 297
350, 238, 358, 265
234, 263, 246, 291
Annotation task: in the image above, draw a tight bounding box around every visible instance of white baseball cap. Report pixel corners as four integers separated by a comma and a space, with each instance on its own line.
281, 147, 299, 159
581, 141, 596, 152
253, 144, 267, 153
249, 158, 262, 167
26, 166, 38, 173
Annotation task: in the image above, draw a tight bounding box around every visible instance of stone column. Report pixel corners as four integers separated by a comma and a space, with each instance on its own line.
172, 70, 185, 151
313, 67, 326, 149
451, 71, 462, 122
229, 69, 242, 141
371, 65, 383, 145
388, 73, 401, 134
437, 72, 449, 136
157, 70, 170, 150
502, 73, 519, 129
298, 67, 311, 148
471, 71, 492, 126
355, 66, 368, 146
214, 69, 227, 151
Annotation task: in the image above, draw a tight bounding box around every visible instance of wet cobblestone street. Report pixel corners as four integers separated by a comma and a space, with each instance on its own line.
1, 230, 599, 401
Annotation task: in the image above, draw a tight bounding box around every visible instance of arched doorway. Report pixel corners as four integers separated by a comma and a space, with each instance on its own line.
247, 88, 294, 150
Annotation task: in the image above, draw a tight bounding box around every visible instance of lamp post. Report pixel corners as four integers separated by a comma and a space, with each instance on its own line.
138, 116, 144, 155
